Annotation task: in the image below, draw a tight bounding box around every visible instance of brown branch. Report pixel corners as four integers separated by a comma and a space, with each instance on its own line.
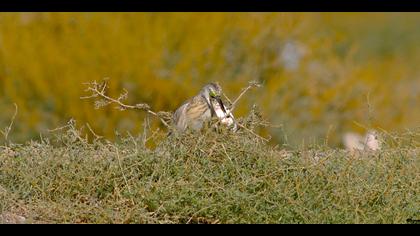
222, 93, 233, 105
86, 122, 103, 140
81, 80, 171, 128
230, 80, 261, 113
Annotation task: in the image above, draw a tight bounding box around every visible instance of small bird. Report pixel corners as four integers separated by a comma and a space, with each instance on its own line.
172, 82, 236, 132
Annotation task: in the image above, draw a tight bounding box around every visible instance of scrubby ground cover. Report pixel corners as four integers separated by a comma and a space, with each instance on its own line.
1, 122, 418, 224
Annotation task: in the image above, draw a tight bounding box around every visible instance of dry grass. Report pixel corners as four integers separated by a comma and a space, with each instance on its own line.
0, 117, 419, 224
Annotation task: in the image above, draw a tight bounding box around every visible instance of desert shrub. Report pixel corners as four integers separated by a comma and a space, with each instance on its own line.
0, 119, 418, 223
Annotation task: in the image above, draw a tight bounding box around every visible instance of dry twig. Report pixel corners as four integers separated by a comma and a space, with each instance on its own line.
48, 118, 86, 143
230, 80, 261, 112
80, 80, 171, 128
86, 122, 103, 140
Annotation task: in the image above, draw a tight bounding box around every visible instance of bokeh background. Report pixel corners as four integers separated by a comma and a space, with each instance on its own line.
0, 13, 419, 147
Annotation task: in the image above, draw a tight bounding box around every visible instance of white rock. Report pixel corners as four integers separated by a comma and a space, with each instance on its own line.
364, 130, 381, 151
343, 130, 381, 152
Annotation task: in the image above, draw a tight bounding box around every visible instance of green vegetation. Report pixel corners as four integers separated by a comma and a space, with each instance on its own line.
1, 119, 419, 223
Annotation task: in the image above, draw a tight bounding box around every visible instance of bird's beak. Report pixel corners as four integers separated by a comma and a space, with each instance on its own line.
215, 96, 227, 114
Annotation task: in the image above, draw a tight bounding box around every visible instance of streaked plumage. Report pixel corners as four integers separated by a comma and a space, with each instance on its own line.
172, 82, 236, 132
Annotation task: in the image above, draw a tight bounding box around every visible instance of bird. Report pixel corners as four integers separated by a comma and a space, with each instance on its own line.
172, 82, 237, 132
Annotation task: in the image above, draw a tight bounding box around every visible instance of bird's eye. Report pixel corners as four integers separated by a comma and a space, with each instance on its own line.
209, 90, 217, 97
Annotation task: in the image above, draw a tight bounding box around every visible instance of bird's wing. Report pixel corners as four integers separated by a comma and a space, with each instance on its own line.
173, 100, 189, 127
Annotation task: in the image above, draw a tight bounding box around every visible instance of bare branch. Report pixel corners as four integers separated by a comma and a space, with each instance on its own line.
230, 80, 261, 112
86, 123, 103, 140
48, 119, 87, 143
81, 79, 171, 128
222, 93, 233, 105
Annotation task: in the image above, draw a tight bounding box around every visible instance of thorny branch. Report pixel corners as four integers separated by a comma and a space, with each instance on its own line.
80, 80, 171, 128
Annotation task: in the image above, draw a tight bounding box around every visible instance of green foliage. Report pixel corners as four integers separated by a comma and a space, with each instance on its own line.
0, 122, 419, 223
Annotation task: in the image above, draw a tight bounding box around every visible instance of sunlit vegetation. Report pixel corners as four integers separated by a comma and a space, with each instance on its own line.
0, 12, 419, 147
1, 119, 419, 223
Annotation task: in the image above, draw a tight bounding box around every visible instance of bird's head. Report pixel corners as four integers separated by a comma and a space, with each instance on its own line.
201, 82, 222, 102
201, 82, 225, 112
202, 82, 222, 99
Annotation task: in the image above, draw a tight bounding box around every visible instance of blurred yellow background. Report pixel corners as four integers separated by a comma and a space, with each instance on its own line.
0, 13, 419, 147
